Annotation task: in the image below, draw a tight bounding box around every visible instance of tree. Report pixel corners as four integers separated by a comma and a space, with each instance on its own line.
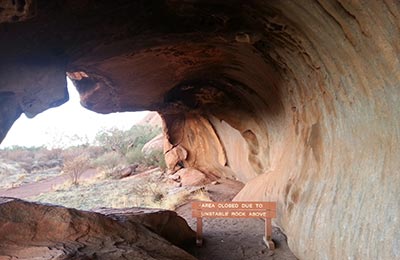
94, 128, 131, 155
94, 125, 161, 155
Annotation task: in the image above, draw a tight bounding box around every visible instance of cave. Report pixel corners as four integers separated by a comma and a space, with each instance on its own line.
1, 0, 400, 259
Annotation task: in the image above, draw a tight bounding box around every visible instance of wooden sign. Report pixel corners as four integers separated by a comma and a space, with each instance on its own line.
192, 201, 277, 250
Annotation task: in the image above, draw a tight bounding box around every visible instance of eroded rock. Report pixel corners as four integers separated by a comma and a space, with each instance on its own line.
172, 168, 209, 187
1, 1, 400, 259
94, 207, 196, 248
165, 144, 188, 174
0, 0, 36, 23
142, 134, 164, 155
0, 197, 196, 260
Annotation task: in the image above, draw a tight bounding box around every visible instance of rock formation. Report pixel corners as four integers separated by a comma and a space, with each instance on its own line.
1, 1, 400, 259
138, 112, 163, 128
0, 197, 196, 260
142, 134, 164, 155
94, 207, 196, 248
171, 167, 208, 187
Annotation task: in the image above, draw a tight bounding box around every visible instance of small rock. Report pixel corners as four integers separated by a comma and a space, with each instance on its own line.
174, 168, 209, 187
169, 174, 181, 182
118, 167, 132, 178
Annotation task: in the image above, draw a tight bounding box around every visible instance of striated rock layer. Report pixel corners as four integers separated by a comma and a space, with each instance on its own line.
1, 1, 400, 259
0, 197, 196, 260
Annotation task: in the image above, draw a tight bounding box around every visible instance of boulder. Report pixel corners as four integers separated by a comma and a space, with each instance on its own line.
138, 112, 163, 127
165, 145, 188, 173
142, 133, 164, 155
173, 168, 209, 187
0, 197, 196, 260
117, 164, 139, 179
94, 207, 196, 247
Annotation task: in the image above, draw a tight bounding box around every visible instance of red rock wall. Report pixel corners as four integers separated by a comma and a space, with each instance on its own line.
232, 2, 400, 259
1, 1, 400, 259
209, 116, 257, 182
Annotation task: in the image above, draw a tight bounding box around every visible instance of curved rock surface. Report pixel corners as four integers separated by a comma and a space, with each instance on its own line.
0, 197, 196, 260
172, 167, 209, 187
1, 1, 400, 259
142, 133, 164, 155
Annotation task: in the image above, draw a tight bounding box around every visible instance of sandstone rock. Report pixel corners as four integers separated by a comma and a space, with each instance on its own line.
165, 145, 188, 173
138, 112, 163, 127
163, 113, 230, 180
169, 173, 181, 182
118, 166, 133, 179
142, 133, 164, 155
0, 197, 196, 260
0, 92, 22, 143
94, 207, 196, 247
1, 1, 400, 259
0, 0, 36, 24
116, 164, 139, 179
173, 168, 209, 187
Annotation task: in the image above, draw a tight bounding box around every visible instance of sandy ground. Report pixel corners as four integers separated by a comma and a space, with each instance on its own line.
177, 179, 298, 260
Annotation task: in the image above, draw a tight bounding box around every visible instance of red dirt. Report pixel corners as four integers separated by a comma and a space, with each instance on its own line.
0, 169, 99, 198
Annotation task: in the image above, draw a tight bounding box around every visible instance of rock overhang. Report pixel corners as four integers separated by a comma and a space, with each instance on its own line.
1, 1, 400, 259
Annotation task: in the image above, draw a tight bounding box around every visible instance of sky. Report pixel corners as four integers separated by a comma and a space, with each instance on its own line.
0, 78, 148, 148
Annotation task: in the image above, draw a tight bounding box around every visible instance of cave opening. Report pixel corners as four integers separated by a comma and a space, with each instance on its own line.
0, 77, 167, 210
1, 1, 399, 259
1, 78, 150, 148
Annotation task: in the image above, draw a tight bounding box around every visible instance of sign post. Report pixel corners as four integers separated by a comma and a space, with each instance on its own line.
196, 216, 203, 246
192, 201, 277, 249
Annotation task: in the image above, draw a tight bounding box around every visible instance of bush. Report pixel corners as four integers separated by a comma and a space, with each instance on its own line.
94, 125, 162, 155
0, 146, 64, 173
125, 148, 166, 170
0, 146, 37, 164
143, 150, 166, 170
129, 125, 161, 149
36, 148, 63, 161
131, 183, 165, 204
63, 154, 90, 185
93, 151, 127, 178
125, 148, 145, 164
85, 145, 106, 159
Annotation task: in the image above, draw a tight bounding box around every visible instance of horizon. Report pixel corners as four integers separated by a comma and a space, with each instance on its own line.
0, 78, 148, 149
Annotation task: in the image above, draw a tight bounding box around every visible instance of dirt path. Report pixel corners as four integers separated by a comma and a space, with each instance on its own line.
0, 169, 99, 199
177, 179, 298, 260
182, 215, 297, 260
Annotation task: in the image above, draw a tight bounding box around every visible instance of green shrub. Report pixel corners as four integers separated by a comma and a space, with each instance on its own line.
143, 150, 166, 170
85, 145, 106, 159
93, 151, 127, 178
125, 148, 166, 170
125, 148, 145, 164
94, 125, 161, 155
129, 125, 161, 149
